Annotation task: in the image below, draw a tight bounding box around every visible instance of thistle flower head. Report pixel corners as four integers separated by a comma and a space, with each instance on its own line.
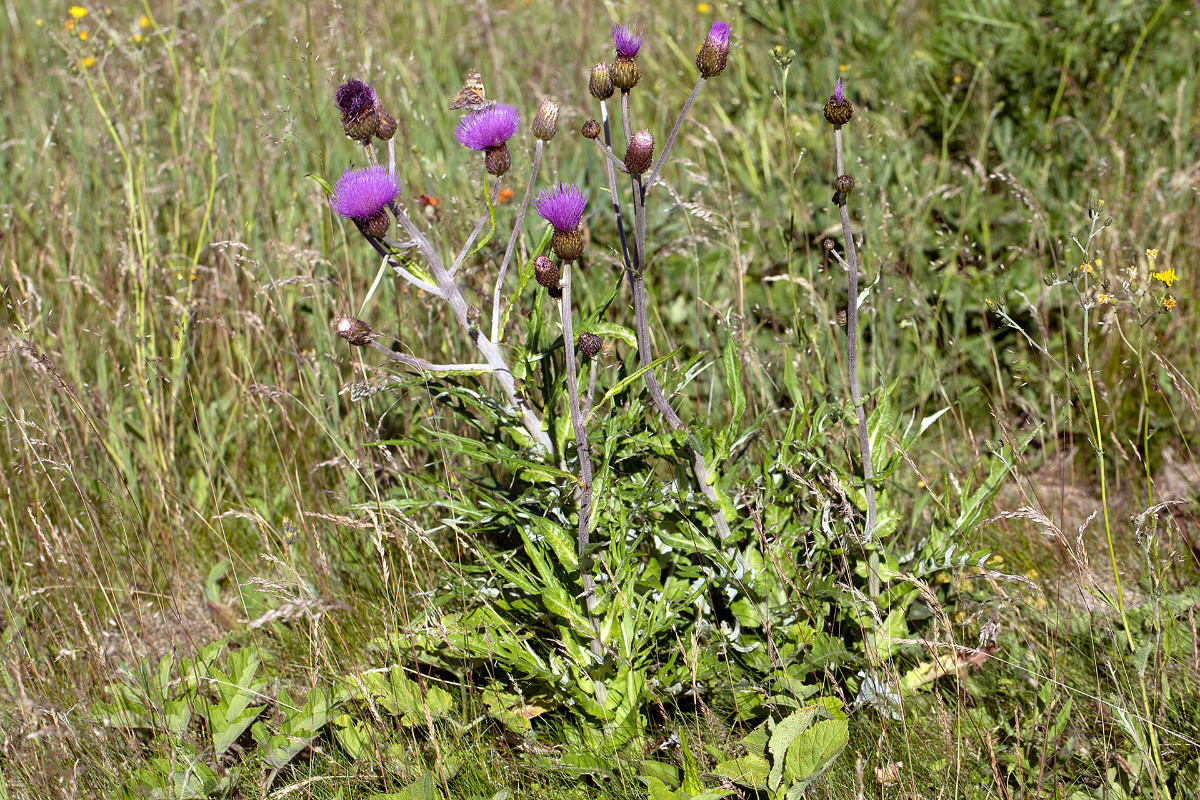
613, 21, 642, 58
624, 129, 655, 175
335, 79, 380, 141
331, 166, 399, 221
823, 78, 854, 126
696, 20, 731, 78
454, 103, 520, 151
335, 79, 377, 121
534, 183, 588, 232
589, 62, 614, 100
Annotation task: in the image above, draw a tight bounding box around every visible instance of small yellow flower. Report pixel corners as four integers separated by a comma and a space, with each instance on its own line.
65, 18, 74, 30
1097, 293, 1113, 305
1080, 261, 1095, 275
696, 2, 711, 12
35, 17, 43, 26
69, 6, 88, 19
139, 14, 151, 28
953, 75, 962, 84
839, 63, 848, 73
134, 33, 143, 43
78, 29, 88, 41
1145, 248, 1159, 263
1163, 296, 1176, 311
81, 55, 95, 68
1153, 267, 1177, 287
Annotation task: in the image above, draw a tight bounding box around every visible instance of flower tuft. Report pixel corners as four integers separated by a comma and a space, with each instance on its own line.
331, 166, 399, 222
834, 77, 845, 103
1152, 267, 1177, 287
823, 78, 854, 126
534, 183, 588, 232
336, 79, 379, 141
454, 103, 520, 152
696, 21, 731, 78
613, 21, 642, 58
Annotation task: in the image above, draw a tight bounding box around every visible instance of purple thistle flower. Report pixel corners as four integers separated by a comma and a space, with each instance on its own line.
454, 103, 520, 151
335, 79, 377, 121
707, 21, 730, 48
534, 183, 588, 232
834, 77, 845, 104
613, 21, 642, 58
331, 166, 399, 221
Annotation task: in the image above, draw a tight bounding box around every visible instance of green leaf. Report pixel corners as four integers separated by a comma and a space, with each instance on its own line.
723, 339, 746, 431
307, 172, 334, 195
588, 321, 638, 348
645, 776, 680, 800
594, 349, 683, 412
769, 706, 823, 790
370, 771, 438, 800
712, 754, 771, 790
784, 718, 848, 784
533, 516, 578, 571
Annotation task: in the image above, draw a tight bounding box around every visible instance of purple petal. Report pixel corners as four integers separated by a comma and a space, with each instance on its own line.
613, 21, 642, 58
454, 103, 521, 151
534, 183, 588, 232
331, 166, 400, 220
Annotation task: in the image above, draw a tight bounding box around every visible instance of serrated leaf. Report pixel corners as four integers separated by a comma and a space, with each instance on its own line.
588, 321, 638, 348
533, 516, 577, 570
712, 754, 771, 790
769, 707, 822, 790
784, 718, 848, 784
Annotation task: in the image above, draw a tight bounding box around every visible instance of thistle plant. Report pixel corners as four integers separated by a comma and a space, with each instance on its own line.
584, 18, 735, 540
328, 78, 551, 454
823, 78, 881, 599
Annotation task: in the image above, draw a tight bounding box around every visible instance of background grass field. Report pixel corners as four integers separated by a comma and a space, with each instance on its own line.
2, 0, 1199, 797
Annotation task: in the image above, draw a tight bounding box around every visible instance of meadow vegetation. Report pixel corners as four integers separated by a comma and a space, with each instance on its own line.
1, 0, 1199, 798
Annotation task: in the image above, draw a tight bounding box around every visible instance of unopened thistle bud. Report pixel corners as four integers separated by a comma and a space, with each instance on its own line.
534, 183, 588, 263
611, 57, 640, 91
375, 104, 397, 140
624, 129, 654, 175
823, 78, 854, 126
695, 21, 731, 78
589, 63, 614, 100
832, 173, 855, 206
335, 79, 379, 142
582, 119, 601, 139
577, 332, 602, 358
334, 316, 374, 347
532, 99, 559, 141
533, 255, 561, 289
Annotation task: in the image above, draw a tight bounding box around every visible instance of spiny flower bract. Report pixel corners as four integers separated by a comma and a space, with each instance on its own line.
534, 183, 588, 232
454, 103, 520, 151
331, 166, 399, 221
613, 21, 642, 58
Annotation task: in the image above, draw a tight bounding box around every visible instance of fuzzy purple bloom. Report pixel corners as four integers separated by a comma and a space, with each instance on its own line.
834, 77, 845, 104
613, 21, 642, 58
335, 79, 377, 120
331, 166, 399, 220
706, 21, 730, 48
534, 183, 588, 232
454, 103, 520, 151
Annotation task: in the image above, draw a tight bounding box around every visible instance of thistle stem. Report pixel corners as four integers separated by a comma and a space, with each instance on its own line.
644, 78, 706, 193
560, 263, 602, 657
600, 101, 635, 283
450, 177, 505, 277
491, 140, 543, 342
833, 125, 880, 598
387, 202, 553, 454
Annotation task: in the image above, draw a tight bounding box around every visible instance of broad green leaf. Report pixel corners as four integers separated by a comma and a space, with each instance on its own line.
784, 718, 849, 783
588, 321, 638, 348
533, 516, 577, 570
370, 771, 438, 800
768, 707, 822, 790
712, 754, 771, 790
645, 776, 680, 800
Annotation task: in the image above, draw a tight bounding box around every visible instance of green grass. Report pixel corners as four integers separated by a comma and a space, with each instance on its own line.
2, 0, 1199, 798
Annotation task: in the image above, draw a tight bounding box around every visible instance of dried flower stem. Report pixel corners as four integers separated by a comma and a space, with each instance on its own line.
385, 201, 553, 454
600, 101, 635, 281
365, 339, 490, 373
450, 178, 506, 277
491, 140, 543, 341
559, 263, 602, 656
833, 125, 879, 598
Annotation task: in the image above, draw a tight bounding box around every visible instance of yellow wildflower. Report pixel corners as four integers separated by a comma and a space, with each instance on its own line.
134, 33, 142, 43
1153, 267, 1177, 287
696, 2, 711, 12
1097, 293, 1113, 305
65, 18, 74, 29
1163, 296, 1176, 311
69, 6, 88, 18
81, 55, 95, 68
953, 75, 962, 84
139, 14, 151, 28
78, 29, 88, 40
1080, 261, 1095, 275
839, 63, 848, 73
